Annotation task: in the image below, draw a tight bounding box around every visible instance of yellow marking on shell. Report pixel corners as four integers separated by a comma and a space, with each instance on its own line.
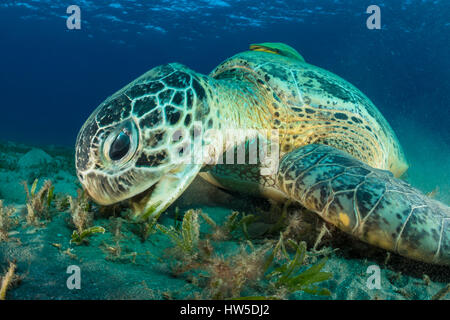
339, 212, 350, 227
250, 46, 279, 55
249, 43, 306, 62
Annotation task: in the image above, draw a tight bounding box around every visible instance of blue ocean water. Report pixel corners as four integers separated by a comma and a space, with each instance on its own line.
0, 0, 448, 147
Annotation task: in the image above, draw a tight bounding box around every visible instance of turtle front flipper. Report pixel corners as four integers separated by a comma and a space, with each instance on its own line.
277, 144, 450, 265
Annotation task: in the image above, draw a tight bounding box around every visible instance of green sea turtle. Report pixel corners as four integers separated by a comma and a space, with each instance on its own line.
75, 42, 450, 265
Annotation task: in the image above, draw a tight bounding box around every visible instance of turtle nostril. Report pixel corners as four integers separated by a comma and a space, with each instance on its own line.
109, 130, 131, 161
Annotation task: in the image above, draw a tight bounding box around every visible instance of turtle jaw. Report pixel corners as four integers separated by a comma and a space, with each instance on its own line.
128, 163, 203, 221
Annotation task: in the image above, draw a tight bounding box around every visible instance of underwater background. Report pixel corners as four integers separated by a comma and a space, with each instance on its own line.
0, 0, 449, 300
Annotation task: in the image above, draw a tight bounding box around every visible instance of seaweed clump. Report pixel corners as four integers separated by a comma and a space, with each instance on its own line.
0, 200, 18, 241
201, 210, 256, 241
157, 209, 333, 300
68, 189, 105, 245
100, 217, 157, 264
157, 209, 201, 261
22, 179, 55, 225
0, 261, 22, 300
261, 234, 332, 298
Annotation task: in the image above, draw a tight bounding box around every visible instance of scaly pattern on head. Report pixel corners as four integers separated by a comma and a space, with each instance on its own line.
75, 63, 212, 215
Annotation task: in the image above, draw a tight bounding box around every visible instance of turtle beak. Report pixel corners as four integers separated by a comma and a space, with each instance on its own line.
129, 163, 202, 221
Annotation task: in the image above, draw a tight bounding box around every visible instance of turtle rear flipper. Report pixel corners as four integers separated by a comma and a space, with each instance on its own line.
277, 144, 450, 265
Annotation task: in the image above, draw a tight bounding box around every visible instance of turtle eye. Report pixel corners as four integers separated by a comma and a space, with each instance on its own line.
109, 130, 131, 161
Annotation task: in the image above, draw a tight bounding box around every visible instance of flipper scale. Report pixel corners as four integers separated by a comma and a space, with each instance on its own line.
277, 144, 450, 265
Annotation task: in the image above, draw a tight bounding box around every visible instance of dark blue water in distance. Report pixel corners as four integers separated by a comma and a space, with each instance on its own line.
0, 0, 448, 148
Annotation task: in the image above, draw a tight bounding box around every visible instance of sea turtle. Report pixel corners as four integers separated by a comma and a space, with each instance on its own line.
75, 42, 450, 265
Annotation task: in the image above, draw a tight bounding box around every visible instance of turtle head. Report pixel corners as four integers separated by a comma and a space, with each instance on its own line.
75, 63, 212, 220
